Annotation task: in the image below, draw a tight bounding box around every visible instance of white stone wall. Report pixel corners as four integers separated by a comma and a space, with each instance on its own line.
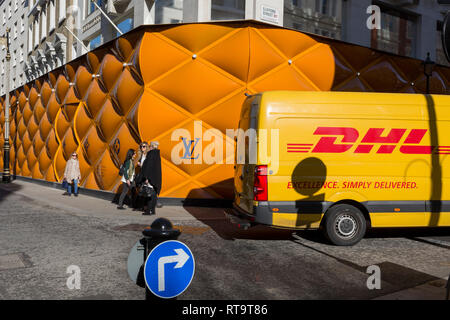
0, 0, 29, 94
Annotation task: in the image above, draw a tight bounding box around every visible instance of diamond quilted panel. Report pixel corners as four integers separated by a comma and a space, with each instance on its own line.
55, 74, 70, 104
136, 90, 189, 141
33, 134, 45, 158
46, 92, 61, 123
139, 32, 191, 84
81, 126, 106, 166
63, 102, 80, 123
200, 28, 250, 82
359, 59, 409, 92
33, 99, 46, 124
27, 117, 39, 141
86, 47, 110, 74
38, 148, 52, 175
198, 92, 246, 134
54, 147, 67, 180
78, 151, 91, 184
26, 147, 38, 170
74, 103, 93, 142
62, 86, 80, 107
250, 65, 318, 92
84, 79, 107, 119
21, 131, 32, 154
98, 54, 124, 92
96, 98, 123, 142
94, 150, 121, 191
31, 162, 44, 179
160, 24, 235, 53
44, 164, 56, 182
40, 82, 53, 107
28, 87, 39, 107
336, 77, 373, 92
22, 103, 33, 125
74, 65, 92, 99
18, 92, 27, 112
55, 111, 70, 143
45, 130, 59, 159
111, 67, 143, 116
293, 43, 335, 90
195, 164, 235, 199
163, 180, 217, 199
16, 145, 26, 167
258, 26, 319, 58
248, 28, 285, 82
83, 171, 100, 190
62, 128, 79, 159
39, 115, 52, 141
151, 60, 242, 114
108, 122, 139, 164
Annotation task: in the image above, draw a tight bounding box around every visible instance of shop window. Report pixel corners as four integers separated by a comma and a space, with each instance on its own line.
211, 0, 245, 21
371, 7, 416, 58
155, 0, 183, 24
117, 17, 133, 36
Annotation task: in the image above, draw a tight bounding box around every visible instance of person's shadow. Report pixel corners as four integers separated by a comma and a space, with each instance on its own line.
292, 157, 327, 228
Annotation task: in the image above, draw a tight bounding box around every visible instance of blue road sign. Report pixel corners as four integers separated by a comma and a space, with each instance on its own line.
144, 240, 195, 299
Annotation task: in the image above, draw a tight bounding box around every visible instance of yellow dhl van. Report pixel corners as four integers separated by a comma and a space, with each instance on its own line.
233, 91, 450, 245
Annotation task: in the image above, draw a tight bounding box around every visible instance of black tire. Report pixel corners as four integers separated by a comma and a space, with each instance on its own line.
322, 204, 367, 246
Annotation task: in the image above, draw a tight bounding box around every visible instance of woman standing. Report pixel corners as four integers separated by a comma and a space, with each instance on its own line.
63, 152, 81, 197
117, 149, 137, 210
133, 142, 149, 211
138, 141, 162, 215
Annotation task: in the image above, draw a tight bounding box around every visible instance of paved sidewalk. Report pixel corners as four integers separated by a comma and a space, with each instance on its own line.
0, 179, 229, 224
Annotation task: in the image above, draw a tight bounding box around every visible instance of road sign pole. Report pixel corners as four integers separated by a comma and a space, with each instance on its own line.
141, 218, 181, 301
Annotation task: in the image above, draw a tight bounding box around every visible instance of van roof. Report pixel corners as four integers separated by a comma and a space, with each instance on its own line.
256, 91, 450, 121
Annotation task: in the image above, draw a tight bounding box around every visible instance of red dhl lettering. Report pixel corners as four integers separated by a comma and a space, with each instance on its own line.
287, 127, 440, 155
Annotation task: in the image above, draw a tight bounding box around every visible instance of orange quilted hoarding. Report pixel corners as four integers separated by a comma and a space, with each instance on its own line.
1, 21, 449, 200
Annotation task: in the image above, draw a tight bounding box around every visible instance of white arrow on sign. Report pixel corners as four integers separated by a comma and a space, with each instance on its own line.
157, 248, 190, 292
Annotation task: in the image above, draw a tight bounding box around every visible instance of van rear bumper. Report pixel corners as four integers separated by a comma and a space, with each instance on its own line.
232, 202, 274, 226
233, 201, 334, 227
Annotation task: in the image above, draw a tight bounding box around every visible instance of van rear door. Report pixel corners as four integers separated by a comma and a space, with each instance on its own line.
234, 95, 260, 214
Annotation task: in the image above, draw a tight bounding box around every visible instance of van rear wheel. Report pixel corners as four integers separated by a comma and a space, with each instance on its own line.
323, 204, 366, 246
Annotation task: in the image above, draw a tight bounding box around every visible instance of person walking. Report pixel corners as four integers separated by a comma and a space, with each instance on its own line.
138, 141, 162, 215
117, 149, 137, 210
63, 152, 81, 197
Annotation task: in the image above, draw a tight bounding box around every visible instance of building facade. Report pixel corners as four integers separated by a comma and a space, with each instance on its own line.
25, 0, 77, 82
0, 0, 29, 95
2, 0, 450, 94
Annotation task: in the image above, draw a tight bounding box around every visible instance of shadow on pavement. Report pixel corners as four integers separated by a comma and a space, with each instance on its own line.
183, 205, 294, 241
0, 181, 24, 204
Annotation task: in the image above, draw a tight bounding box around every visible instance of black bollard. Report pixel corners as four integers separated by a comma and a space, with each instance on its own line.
141, 218, 181, 300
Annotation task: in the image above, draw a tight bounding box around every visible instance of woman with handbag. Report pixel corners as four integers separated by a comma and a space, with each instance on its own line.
117, 149, 137, 210
138, 141, 162, 215
133, 142, 149, 211
63, 152, 81, 197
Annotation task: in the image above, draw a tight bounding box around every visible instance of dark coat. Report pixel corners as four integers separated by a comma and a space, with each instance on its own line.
139, 149, 162, 195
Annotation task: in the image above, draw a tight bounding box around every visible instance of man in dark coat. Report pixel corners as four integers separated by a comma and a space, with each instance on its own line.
139, 141, 162, 215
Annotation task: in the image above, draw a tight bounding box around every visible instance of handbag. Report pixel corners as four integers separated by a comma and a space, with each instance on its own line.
62, 179, 68, 189
139, 184, 154, 198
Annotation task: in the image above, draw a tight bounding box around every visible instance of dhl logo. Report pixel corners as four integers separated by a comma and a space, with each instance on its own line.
287, 127, 450, 155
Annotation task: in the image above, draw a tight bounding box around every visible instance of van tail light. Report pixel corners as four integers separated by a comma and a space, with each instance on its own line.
253, 165, 268, 201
